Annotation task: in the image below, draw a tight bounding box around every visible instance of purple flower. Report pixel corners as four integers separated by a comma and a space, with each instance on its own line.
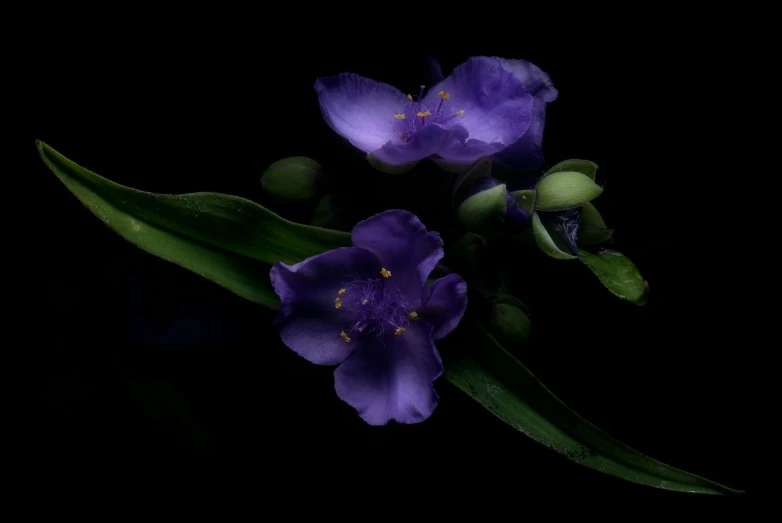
429, 57, 558, 172
314, 57, 538, 166
269, 210, 468, 425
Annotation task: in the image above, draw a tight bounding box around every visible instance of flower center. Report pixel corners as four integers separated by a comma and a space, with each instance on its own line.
393, 86, 465, 142
333, 270, 419, 342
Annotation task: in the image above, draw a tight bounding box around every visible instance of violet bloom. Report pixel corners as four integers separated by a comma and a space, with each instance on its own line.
429, 56, 558, 172
270, 210, 468, 425
314, 57, 539, 167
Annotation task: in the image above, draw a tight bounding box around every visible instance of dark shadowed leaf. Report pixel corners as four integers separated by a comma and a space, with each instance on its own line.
442, 320, 742, 494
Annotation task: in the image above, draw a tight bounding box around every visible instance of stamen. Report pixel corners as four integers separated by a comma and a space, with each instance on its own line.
340, 330, 351, 343
394, 113, 406, 120
380, 268, 392, 278
436, 91, 450, 113
362, 298, 369, 305
338, 288, 346, 295
335, 297, 343, 309
395, 327, 406, 335
416, 111, 431, 118
409, 311, 419, 319
407, 93, 413, 101
456, 110, 464, 116
418, 85, 425, 102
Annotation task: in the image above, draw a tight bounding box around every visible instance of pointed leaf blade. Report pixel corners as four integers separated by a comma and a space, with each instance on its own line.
38, 141, 352, 306
442, 320, 742, 494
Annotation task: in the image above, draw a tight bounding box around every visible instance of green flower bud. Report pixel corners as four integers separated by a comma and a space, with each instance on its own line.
486, 294, 533, 350
366, 153, 419, 174
457, 184, 507, 235
535, 171, 603, 211
311, 193, 348, 230
544, 159, 599, 181
446, 232, 487, 274
261, 157, 326, 205
450, 157, 493, 205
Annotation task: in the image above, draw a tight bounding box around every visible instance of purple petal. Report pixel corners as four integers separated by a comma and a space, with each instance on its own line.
351, 210, 444, 303
419, 274, 468, 340
426, 57, 534, 154
334, 321, 442, 425
371, 123, 469, 165
493, 98, 550, 171
438, 137, 509, 163
493, 57, 558, 103
491, 57, 558, 171
270, 247, 382, 365
314, 73, 408, 154
426, 56, 445, 87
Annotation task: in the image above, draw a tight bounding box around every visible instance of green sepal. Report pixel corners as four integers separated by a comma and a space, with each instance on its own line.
457, 184, 507, 235
535, 171, 603, 211
532, 212, 577, 260
578, 202, 613, 246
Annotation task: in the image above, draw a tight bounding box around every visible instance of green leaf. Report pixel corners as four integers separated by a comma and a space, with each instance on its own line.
261, 156, 326, 205
457, 184, 507, 235
581, 249, 649, 305
531, 212, 577, 260
442, 320, 743, 494
536, 171, 603, 211
545, 159, 599, 181
38, 140, 352, 307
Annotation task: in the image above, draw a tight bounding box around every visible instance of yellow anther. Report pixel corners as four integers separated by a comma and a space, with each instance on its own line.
394, 113, 406, 119
335, 297, 343, 309
416, 111, 431, 118
380, 268, 392, 278
456, 110, 464, 116
395, 327, 406, 335
438, 90, 449, 99
407, 93, 413, 101
362, 298, 369, 305
340, 330, 351, 343
338, 288, 346, 295
409, 311, 419, 319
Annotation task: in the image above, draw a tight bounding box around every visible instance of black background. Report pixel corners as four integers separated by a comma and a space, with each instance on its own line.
30, 42, 750, 508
